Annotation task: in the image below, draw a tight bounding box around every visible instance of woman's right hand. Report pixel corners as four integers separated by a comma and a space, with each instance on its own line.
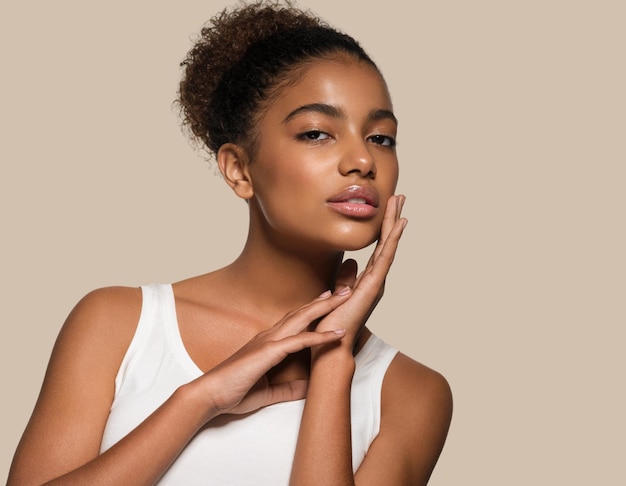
193, 289, 352, 417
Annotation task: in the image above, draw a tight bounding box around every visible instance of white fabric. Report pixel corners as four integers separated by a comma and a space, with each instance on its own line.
100, 283, 398, 485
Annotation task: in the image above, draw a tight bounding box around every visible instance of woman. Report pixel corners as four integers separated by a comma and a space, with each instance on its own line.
9, 1, 452, 484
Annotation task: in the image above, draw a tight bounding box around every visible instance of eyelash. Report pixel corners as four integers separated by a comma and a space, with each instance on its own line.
297, 130, 330, 142
296, 130, 397, 148
368, 134, 397, 148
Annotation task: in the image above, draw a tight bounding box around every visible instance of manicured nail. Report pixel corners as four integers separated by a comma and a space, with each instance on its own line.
337, 286, 351, 296
397, 194, 406, 213
318, 290, 332, 298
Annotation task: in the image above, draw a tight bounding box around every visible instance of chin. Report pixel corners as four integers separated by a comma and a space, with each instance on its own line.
341, 241, 377, 252
332, 232, 379, 252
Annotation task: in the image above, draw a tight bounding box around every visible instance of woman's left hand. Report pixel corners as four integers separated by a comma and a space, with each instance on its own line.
315, 194, 407, 351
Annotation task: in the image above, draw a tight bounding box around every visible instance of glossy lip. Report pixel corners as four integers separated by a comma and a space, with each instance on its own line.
326, 185, 380, 218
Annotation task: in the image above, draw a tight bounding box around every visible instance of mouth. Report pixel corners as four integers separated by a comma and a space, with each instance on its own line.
326, 185, 380, 218
327, 185, 379, 206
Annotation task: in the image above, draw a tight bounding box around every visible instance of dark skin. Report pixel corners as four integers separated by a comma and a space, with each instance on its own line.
9, 57, 452, 485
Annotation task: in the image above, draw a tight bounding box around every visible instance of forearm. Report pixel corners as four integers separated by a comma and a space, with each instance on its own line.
290, 347, 356, 486
40, 383, 216, 486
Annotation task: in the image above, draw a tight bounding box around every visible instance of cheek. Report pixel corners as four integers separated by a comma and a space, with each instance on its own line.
250, 148, 330, 199
380, 161, 400, 196
253, 165, 316, 201
390, 164, 400, 188
249, 161, 325, 226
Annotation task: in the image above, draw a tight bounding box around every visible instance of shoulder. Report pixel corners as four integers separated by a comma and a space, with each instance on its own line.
54, 286, 144, 371
355, 348, 451, 483
40, 285, 145, 415
8, 287, 146, 483
68, 285, 143, 322
383, 352, 453, 418
62, 285, 143, 337
381, 352, 453, 479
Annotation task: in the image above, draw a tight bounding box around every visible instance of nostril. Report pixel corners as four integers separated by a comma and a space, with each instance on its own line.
338, 143, 377, 177
346, 168, 376, 180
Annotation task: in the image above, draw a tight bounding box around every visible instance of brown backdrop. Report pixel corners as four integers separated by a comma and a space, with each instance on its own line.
1, 1, 624, 484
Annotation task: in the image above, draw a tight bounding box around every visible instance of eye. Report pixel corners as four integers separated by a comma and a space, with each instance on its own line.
368, 134, 396, 147
297, 130, 331, 142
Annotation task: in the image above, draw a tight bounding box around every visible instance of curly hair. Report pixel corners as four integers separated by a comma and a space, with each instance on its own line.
177, 0, 377, 158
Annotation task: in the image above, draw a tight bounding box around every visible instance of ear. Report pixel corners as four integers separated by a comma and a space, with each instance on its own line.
217, 143, 254, 200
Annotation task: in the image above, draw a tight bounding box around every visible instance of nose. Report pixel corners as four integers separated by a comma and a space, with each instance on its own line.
338, 137, 376, 178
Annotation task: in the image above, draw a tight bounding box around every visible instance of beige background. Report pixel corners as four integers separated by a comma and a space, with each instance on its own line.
1, 1, 624, 484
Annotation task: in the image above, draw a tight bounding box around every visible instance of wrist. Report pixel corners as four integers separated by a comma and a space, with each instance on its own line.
175, 379, 222, 427
311, 343, 356, 376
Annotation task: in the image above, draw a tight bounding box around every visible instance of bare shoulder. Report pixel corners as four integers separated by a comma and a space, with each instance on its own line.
382, 352, 452, 481
67, 285, 142, 326
383, 352, 453, 420
9, 286, 144, 484
356, 350, 452, 484
62, 285, 143, 337
40, 284, 144, 404
43, 285, 144, 406
54, 285, 143, 366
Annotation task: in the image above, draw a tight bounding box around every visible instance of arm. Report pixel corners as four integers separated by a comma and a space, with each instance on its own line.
292, 346, 452, 486
355, 353, 453, 485
8, 287, 352, 486
291, 195, 409, 485
9, 287, 216, 485
290, 335, 356, 486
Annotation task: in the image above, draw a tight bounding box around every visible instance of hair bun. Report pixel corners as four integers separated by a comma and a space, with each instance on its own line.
177, 0, 374, 158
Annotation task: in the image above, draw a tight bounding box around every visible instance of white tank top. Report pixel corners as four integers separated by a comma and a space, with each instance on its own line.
100, 283, 398, 485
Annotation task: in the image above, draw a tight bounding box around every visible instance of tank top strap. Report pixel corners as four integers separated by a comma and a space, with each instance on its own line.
351, 334, 398, 458
112, 283, 159, 395
113, 283, 198, 397
160, 284, 204, 376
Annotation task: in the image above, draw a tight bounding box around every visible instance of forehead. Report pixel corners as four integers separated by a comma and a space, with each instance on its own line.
266, 57, 393, 118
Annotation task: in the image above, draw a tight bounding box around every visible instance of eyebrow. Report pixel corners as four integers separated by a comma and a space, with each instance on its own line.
283, 103, 398, 126
368, 108, 398, 126
283, 103, 346, 123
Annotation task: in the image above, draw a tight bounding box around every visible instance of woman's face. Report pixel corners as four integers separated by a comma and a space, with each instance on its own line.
246, 56, 399, 253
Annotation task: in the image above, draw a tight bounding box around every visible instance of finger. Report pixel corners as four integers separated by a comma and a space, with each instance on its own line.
273, 292, 352, 338
383, 194, 405, 239
354, 216, 407, 292
272, 329, 346, 358
264, 380, 308, 406
222, 379, 309, 415
210, 329, 345, 404
334, 258, 358, 291
368, 195, 406, 267
367, 216, 407, 278
236, 329, 346, 377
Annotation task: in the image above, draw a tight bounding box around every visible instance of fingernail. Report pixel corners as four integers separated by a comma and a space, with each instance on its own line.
397, 195, 406, 212
333, 329, 347, 335
336, 286, 351, 296
318, 290, 332, 298
401, 218, 408, 230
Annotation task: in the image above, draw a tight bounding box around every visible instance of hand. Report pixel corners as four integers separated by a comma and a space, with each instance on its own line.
316, 194, 407, 349
193, 290, 352, 417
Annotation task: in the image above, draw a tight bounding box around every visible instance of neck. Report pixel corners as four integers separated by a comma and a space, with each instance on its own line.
212, 199, 352, 321
232, 243, 343, 309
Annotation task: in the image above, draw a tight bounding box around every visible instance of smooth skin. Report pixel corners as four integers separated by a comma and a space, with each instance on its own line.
9, 57, 452, 485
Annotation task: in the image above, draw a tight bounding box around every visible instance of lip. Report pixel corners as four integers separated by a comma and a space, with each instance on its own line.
326, 185, 380, 218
